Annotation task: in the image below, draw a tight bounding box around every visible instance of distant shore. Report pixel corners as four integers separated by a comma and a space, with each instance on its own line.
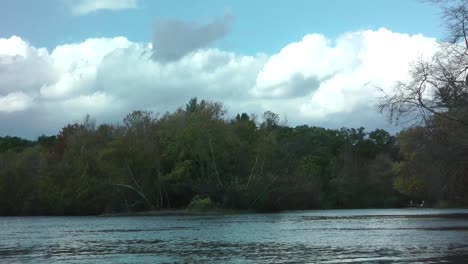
99, 208, 253, 217
98, 206, 468, 217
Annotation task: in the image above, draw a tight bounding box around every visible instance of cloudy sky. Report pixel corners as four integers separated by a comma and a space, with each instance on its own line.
1, 0, 442, 138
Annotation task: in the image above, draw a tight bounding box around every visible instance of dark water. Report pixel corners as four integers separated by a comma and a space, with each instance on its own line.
1, 209, 468, 263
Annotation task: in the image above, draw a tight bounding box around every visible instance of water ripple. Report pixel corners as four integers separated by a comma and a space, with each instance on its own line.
1, 209, 468, 263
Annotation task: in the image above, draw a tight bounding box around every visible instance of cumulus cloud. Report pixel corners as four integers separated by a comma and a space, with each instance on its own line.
63, 0, 138, 15
152, 14, 233, 62
0, 29, 438, 138
0, 36, 57, 95
253, 29, 437, 120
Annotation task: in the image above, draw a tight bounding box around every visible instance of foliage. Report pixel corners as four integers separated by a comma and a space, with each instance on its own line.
187, 195, 219, 213
0, 98, 407, 215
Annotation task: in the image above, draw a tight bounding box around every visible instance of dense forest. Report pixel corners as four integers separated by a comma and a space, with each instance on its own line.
0, 95, 466, 215
1, 0, 468, 216
0, 100, 401, 215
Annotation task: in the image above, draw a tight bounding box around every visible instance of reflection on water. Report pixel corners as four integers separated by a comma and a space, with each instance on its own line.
1, 209, 468, 263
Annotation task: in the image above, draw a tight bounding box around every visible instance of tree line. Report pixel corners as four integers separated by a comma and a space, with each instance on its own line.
2, 94, 466, 215
1, 98, 408, 215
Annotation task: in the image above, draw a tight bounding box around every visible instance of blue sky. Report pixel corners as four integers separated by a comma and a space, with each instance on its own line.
0, 0, 443, 138
1, 0, 441, 54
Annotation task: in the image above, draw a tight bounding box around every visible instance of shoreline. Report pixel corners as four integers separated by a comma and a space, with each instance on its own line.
2, 206, 467, 217
99, 209, 253, 217
98, 207, 468, 217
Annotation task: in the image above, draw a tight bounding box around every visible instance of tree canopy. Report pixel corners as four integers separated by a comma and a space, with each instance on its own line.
0, 98, 409, 215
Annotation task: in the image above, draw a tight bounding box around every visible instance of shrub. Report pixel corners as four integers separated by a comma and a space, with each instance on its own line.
187, 195, 218, 213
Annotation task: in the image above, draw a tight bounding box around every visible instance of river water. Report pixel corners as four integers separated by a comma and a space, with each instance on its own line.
1, 209, 468, 263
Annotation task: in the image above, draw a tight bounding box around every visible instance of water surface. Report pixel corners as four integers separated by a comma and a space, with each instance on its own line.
1, 209, 468, 263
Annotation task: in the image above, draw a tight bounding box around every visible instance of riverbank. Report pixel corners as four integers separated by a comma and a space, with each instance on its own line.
99, 208, 254, 217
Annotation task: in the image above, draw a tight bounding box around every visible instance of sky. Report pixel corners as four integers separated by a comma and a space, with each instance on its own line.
0, 0, 443, 138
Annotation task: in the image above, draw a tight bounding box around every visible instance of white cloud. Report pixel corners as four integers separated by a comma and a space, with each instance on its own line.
0, 29, 438, 138
40, 37, 133, 99
63, 0, 138, 15
253, 28, 438, 119
0, 36, 57, 95
0, 92, 33, 113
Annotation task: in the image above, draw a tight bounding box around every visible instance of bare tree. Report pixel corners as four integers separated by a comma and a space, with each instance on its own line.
426, 0, 468, 47
379, 0, 468, 126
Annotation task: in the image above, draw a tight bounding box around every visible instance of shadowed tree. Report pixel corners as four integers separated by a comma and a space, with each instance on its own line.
379, 0, 468, 205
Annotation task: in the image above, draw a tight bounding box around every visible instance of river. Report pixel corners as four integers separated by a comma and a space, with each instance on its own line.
1, 209, 468, 263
